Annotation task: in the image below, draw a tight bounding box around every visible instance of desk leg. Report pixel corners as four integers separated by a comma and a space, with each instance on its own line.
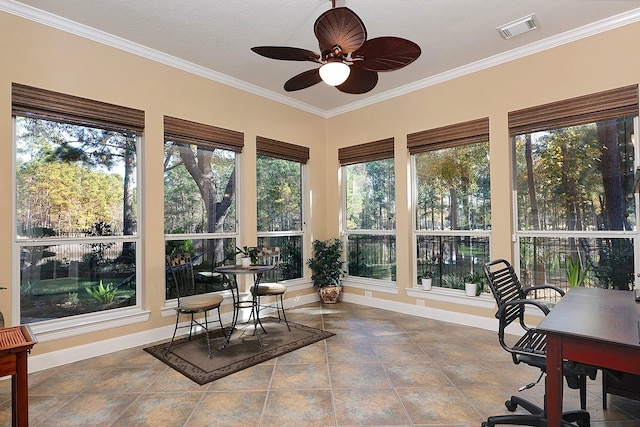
546, 333, 563, 426
10, 351, 29, 427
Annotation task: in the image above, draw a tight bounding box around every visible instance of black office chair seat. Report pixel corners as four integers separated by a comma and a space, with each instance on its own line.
512, 329, 596, 391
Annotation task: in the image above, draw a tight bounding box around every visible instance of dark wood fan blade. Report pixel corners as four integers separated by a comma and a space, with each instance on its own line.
352, 37, 421, 72
251, 46, 320, 62
284, 68, 322, 91
336, 66, 378, 94
314, 7, 366, 55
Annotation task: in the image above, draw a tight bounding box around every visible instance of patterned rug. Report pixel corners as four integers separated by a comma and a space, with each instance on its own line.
144, 318, 335, 385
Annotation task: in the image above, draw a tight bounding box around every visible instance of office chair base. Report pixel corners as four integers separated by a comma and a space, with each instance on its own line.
482, 395, 590, 427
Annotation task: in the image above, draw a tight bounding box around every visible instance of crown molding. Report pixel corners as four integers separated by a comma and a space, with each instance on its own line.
0, 0, 327, 117
2, 0, 640, 119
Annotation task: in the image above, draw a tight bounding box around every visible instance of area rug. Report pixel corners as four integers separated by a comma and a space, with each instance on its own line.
144, 318, 335, 385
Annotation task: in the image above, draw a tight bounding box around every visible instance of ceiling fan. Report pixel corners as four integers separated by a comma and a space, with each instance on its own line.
251, 1, 421, 94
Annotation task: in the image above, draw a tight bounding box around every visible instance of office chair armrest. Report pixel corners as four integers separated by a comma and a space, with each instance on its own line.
496, 298, 552, 320
524, 284, 565, 298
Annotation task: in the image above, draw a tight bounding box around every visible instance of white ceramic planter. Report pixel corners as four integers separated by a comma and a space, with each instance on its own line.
465, 282, 477, 296
241, 257, 251, 267
421, 278, 432, 291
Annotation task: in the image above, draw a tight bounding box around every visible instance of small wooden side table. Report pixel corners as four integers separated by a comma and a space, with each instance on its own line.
0, 326, 37, 427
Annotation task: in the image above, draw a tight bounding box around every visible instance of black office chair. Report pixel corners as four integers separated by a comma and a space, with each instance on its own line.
482, 259, 595, 427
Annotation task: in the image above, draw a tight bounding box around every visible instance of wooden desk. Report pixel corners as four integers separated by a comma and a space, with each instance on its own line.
538, 287, 640, 425
0, 326, 37, 427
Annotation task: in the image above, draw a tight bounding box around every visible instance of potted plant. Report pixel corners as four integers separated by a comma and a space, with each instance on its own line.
417, 255, 437, 290
306, 238, 345, 304
235, 246, 259, 267
464, 271, 485, 296
417, 271, 433, 290
565, 257, 591, 287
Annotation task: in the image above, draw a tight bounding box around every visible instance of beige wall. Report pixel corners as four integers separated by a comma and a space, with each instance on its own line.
2, 10, 639, 357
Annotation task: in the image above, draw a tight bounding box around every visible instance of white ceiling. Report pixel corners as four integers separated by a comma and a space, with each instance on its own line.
5, 0, 640, 117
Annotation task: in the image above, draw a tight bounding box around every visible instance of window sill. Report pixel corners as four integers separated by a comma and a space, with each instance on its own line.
28, 306, 151, 343
405, 286, 496, 309
342, 277, 398, 294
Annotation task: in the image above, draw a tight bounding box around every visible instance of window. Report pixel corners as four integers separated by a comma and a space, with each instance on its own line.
409, 118, 491, 290
340, 138, 396, 282
163, 116, 243, 297
256, 136, 308, 282
13, 83, 143, 324
511, 85, 639, 292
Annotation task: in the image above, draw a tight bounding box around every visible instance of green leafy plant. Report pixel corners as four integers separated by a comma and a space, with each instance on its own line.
565, 257, 591, 287
442, 274, 465, 290
464, 271, 485, 296
86, 280, 116, 304
235, 246, 259, 264
417, 269, 433, 282
306, 238, 345, 288
418, 255, 438, 283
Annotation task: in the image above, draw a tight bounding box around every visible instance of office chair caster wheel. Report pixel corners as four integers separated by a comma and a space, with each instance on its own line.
481, 422, 489, 427
505, 400, 518, 412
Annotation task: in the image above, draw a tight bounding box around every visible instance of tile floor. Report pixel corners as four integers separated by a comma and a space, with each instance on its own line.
1, 301, 640, 426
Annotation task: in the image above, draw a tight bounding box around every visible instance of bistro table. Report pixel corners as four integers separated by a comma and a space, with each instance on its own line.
214, 264, 274, 348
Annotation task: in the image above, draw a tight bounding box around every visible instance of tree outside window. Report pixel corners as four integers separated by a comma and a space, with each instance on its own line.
514, 118, 636, 290
163, 141, 238, 297
344, 158, 396, 281
414, 142, 491, 288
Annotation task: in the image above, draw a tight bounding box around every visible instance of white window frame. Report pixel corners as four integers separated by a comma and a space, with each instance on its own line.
162, 141, 241, 311
512, 117, 640, 289
12, 120, 148, 343
341, 159, 397, 292
409, 145, 492, 301
256, 155, 308, 286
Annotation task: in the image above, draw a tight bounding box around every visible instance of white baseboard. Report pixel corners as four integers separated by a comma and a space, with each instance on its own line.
341, 292, 499, 331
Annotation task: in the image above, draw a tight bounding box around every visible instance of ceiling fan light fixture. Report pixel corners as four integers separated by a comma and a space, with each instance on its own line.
319, 61, 350, 86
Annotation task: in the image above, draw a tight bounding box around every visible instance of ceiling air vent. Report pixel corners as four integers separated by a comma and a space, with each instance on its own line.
497, 14, 537, 40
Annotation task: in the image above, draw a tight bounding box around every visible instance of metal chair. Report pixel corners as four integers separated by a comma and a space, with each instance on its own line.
481, 259, 595, 427
249, 247, 290, 331
165, 253, 226, 357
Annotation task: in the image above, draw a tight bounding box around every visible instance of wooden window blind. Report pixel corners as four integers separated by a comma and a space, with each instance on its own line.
256, 136, 309, 164
407, 118, 489, 155
509, 85, 639, 136
164, 116, 244, 152
338, 137, 394, 165
12, 83, 144, 136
